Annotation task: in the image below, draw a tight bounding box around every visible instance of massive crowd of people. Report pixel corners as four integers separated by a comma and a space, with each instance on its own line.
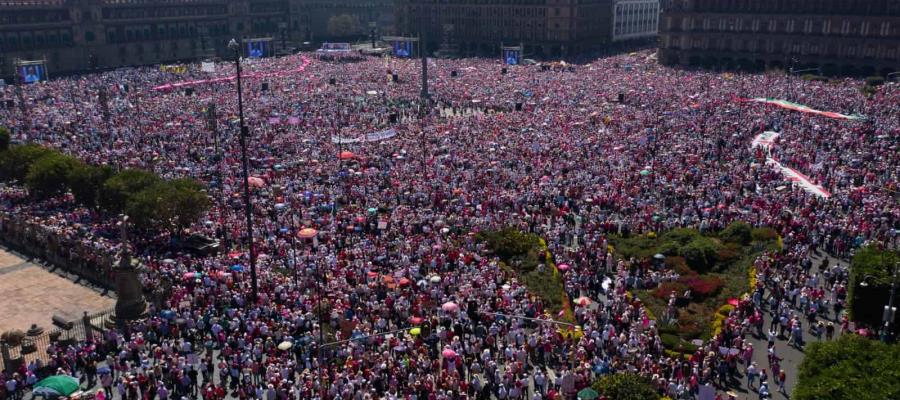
0, 50, 897, 400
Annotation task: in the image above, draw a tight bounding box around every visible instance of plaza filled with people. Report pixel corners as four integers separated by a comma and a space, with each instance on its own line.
0, 50, 897, 400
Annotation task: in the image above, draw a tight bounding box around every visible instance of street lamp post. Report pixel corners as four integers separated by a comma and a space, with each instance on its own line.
227, 38, 259, 304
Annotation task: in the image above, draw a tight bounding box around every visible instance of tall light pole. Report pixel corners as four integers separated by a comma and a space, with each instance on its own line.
227, 38, 258, 304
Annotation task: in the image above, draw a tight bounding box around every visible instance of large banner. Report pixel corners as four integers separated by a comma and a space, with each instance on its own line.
331, 128, 397, 144
750, 131, 831, 198
741, 98, 866, 121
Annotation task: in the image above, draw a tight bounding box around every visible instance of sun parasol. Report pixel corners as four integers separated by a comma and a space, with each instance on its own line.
576, 387, 599, 400
339, 151, 355, 160
277, 341, 293, 351
441, 348, 457, 358
441, 302, 459, 312
298, 228, 318, 239
575, 296, 592, 307
34, 375, 80, 397
247, 176, 265, 188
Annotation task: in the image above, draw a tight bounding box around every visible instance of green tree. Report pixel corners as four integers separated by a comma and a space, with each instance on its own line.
327, 14, 361, 38
99, 169, 161, 214
67, 163, 115, 209
848, 244, 900, 328
592, 372, 660, 400
0, 144, 54, 182
24, 153, 80, 197
126, 178, 210, 233
0, 126, 10, 151
794, 335, 900, 400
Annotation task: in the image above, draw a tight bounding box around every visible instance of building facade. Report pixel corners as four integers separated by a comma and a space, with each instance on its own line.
612, 0, 659, 42
0, 0, 394, 79
658, 0, 900, 76
395, 0, 613, 58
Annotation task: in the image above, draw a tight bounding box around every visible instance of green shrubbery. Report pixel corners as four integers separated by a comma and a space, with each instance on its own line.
720, 221, 752, 245
592, 372, 660, 400
0, 142, 209, 233
614, 222, 780, 350
751, 227, 779, 241
477, 228, 572, 320
793, 335, 900, 400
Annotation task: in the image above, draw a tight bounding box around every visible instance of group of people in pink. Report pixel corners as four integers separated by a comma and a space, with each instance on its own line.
0, 48, 897, 400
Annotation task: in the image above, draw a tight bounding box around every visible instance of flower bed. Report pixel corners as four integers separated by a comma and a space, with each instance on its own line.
614, 222, 778, 350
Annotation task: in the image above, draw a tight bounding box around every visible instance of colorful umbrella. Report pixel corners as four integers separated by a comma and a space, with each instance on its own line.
277, 341, 293, 351
727, 298, 740, 306
398, 278, 411, 287
34, 375, 80, 396
230, 264, 244, 272
575, 296, 592, 306
409, 328, 421, 336
409, 316, 424, 325
577, 387, 599, 400
247, 176, 265, 188
441, 302, 459, 312
441, 348, 457, 358
339, 151, 355, 160
640, 169, 651, 176
182, 272, 201, 281
298, 228, 318, 239
557, 264, 570, 272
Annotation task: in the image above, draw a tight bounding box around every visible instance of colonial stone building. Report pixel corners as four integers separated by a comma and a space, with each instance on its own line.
395, 0, 613, 58
0, 0, 393, 78
658, 0, 900, 76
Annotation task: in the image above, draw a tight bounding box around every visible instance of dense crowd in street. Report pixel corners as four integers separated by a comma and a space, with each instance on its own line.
0, 50, 897, 400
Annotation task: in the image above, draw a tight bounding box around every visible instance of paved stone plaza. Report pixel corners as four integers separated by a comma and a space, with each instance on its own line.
0, 248, 115, 332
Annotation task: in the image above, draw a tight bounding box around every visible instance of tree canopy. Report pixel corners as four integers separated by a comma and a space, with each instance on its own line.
0, 143, 210, 235
25, 152, 80, 198
848, 244, 900, 329
794, 334, 900, 400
